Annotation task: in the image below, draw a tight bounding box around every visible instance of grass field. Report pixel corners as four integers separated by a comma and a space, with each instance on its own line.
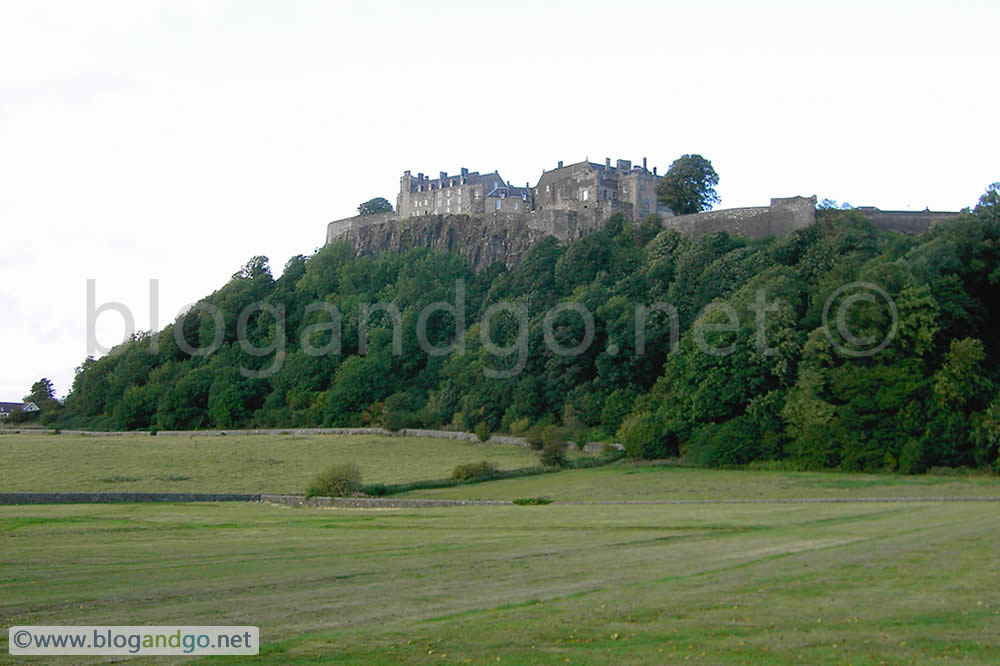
2, 499, 999, 664
0, 433, 545, 493
403, 463, 1000, 502
4, 436, 1000, 663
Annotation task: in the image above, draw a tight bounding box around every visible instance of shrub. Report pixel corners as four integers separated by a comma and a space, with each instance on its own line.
618, 412, 677, 460
540, 441, 568, 468
513, 497, 552, 505
305, 463, 362, 498
149, 427, 159, 436
382, 392, 418, 432
363, 483, 389, 497
898, 440, 926, 474
524, 425, 546, 450
474, 422, 491, 442
452, 461, 498, 481
541, 424, 565, 448
686, 417, 766, 467
508, 417, 532, 436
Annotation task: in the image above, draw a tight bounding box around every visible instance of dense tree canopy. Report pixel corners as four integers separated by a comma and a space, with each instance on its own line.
656, 154, 720, 215
54, 196, 1000, 474
358, 197, 393, 216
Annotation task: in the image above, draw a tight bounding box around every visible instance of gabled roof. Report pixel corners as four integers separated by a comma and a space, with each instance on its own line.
0, 402, 28, 412
409, 170, 505, 192
486, 184, 532, 199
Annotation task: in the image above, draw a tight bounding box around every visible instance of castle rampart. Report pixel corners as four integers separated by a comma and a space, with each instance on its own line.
856, 207, 961, 234
661, 196, 817, 239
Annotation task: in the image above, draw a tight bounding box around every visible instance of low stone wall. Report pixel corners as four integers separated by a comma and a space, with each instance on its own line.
260, 494, 511, 508
0, 492, 260, 505
1, 426, 532, 446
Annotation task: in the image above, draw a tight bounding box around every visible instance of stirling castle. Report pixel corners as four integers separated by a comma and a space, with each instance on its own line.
327, 156, 959, 270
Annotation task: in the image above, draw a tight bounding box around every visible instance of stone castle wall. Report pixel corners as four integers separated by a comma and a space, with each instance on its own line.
326, 197, 819, 269
857, 208, 961, 234
661, 196, 817, 239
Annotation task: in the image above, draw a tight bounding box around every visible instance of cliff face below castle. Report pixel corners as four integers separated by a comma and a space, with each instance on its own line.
326, 196, 820, 270
331, 213, 552, 271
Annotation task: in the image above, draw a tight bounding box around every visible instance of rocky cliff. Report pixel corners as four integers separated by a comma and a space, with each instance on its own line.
330, 213, 552, 271
325, 196, 819, 271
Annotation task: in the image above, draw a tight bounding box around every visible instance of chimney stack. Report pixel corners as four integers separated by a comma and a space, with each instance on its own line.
440, 171, 447, 184
653, 166, 658, 176
643, 157, 647, 171
558, 160, 563, 169
606, 157, 611, 168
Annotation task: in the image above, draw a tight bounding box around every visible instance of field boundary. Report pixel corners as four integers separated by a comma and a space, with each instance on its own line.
4, 493, 1000, 506
0, 427, 625, 453
0, 492, 260, 505
261, 494, 512, 508
0, 427, 531, 446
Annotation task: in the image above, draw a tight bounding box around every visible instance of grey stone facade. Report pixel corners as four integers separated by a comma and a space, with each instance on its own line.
395, 157, 663, 221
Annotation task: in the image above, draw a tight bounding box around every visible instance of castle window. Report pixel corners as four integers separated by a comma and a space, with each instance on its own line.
496, 200, 501, 210
583, 190, 589, 201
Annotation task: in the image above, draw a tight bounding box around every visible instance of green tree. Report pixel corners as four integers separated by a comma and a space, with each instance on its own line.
25, 378, 55, 403
974, 182, 999, 224
358, 197, 393, 216
656, 154, 720, 215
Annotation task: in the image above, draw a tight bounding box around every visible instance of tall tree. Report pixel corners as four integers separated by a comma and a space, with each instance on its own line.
975, 182, 1000, 224
656, 154, 720, 215
25, 378, 55, 404
358, 197, 393, 216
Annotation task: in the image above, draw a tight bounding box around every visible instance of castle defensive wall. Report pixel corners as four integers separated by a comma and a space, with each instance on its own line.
326, 156, 960, 269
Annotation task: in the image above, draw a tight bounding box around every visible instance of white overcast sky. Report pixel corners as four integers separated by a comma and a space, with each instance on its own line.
1, 0, 997, 400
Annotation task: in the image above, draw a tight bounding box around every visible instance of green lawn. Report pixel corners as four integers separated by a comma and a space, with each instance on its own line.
402, 463, 1000, 501
2, 500, 999, 664
0, 433, 543, 494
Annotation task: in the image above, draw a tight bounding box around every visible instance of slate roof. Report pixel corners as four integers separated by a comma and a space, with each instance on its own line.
409, 170, 505, 192
0, 402, 27, 413
486, 184, 531, 199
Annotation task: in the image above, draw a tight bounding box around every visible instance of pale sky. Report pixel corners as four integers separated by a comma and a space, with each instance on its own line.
1, 0, 997, 401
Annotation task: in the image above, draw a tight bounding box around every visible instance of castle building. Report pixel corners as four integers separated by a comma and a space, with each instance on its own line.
396, 157, 668, 220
